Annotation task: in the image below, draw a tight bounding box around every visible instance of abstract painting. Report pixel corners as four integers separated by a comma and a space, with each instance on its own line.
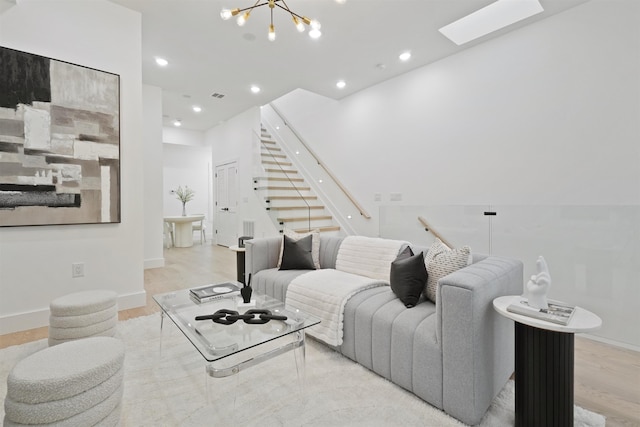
0, 46, 120, 227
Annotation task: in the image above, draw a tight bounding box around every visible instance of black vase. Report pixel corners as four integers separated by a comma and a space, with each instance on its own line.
241, 285, 252, 303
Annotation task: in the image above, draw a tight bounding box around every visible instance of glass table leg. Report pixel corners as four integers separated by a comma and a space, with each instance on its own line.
159, 311, 165, 356
293, 330, 306, 394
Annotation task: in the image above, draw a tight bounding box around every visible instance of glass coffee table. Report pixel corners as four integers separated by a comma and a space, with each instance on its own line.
153, 286, 320, 385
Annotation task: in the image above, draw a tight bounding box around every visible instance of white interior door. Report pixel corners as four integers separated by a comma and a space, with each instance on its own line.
215, 161, 238, 247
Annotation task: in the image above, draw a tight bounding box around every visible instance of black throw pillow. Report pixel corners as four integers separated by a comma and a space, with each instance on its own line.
279, 234, 316, 270
390, 248, 428, 308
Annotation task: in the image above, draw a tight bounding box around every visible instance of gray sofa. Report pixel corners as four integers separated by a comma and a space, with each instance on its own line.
245, 235, 523, 425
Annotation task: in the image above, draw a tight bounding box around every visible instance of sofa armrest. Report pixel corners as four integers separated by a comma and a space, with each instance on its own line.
244, 237, 282, 279
436, 256, 523, 425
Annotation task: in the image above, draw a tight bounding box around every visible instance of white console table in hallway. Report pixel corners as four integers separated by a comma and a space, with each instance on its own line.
164, 215, 205, 248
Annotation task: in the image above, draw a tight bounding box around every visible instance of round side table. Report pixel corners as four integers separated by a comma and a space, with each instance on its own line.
493, 295, 601, 427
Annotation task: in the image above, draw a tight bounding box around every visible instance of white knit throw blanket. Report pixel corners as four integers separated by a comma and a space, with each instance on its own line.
286, 236, 408, 346
335, 236, 408, 281
286, 269, 386, 346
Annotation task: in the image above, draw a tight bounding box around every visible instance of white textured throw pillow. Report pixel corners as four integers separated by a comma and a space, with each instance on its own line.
424, 238, 472, 303
277, 229, 321, 269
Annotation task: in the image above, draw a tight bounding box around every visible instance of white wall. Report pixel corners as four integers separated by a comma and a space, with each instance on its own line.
163, 142, 212, 237
163, 127, 205, 147
273, 0, 640, 210
206, 108, 278, 242
143, 85, 165, 268
0, 0, 145, 334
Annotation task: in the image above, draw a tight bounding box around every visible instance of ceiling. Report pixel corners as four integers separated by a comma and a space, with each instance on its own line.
3, 0, 589, 131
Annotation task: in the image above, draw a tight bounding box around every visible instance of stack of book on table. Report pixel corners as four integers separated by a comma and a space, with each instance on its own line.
189, 282, 241, 303
507, 297, 576, 326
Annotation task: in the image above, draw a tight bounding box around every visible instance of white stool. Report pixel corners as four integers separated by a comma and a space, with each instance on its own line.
49, 290, 118, 346
4, 336, 124, 426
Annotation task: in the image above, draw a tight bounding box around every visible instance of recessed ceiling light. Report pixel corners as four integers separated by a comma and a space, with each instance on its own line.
336, 80, 346, 89
192, 106, 202, 113
173, 120, 182, 127
251, 85, 261, 94
155, 57, 168, 67
399, 51, 411, 61
439, 0, 544, 46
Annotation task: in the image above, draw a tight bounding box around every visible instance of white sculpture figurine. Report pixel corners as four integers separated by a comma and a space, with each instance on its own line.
526, 256, 551, 309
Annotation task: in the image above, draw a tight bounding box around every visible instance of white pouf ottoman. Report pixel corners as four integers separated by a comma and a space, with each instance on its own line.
49, 290, 118, 346
4, 336, 125, 426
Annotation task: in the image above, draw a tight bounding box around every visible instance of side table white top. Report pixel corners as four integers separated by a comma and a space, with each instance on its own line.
493, 295, 602, 334
164, 214, 205, 223
229, 245, 245, 252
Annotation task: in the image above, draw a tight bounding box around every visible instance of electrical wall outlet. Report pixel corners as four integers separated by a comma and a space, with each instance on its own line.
72, 262, 85, 278
390, 193, 402, 201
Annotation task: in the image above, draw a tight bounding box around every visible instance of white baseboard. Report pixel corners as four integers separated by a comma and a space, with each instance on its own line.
144, 257, 165, 269
0, 308, 50, 335
580, 332, 640, 353
0, 290, 147, 335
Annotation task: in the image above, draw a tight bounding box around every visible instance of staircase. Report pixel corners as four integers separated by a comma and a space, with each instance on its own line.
254, 127, 341, 234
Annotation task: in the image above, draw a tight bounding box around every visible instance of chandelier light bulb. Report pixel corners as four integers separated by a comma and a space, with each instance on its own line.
292, 16, 305, 32
268, 24, 276, 41
310, 19, 321, 30
237, 12, 250, 26
309, 28, 321, 39
220, 9, 232, 20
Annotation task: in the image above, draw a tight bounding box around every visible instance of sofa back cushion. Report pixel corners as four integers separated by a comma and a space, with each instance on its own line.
318, 236, 345, 268
336, 236, 408, 281
390, 247, 428, 308
279, 234, 316, 270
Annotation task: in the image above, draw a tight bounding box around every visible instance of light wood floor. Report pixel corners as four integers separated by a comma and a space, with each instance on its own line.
1, 242, 638, 426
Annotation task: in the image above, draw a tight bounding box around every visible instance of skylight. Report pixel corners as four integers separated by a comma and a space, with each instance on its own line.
439, 0, 544, 46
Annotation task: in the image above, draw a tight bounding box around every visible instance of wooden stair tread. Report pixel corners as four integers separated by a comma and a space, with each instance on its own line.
262, 161, 293, 166
266, 196, 318, 200
268, 205, 324, 210
292, 226, 341, 233
255, 186, 311, 191
261, 153, 287, 159
278, 215, 332, 222
255, 177, 305, 182
261, 146, 281, 151
265, 168, 297, 174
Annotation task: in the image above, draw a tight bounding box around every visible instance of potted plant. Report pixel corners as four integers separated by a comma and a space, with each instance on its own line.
174, 185, 195, 216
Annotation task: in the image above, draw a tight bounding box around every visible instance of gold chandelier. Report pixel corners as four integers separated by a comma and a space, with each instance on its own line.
220, 0, 322, 41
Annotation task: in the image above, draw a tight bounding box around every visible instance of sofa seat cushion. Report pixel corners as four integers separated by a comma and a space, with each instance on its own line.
252, 268, 309, 302
339, 286, 443, 409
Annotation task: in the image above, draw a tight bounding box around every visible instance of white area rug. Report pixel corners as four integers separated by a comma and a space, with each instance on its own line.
0, 314, 606, 426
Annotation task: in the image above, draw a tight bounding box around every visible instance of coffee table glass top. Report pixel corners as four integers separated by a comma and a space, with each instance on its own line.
153, 288, 320, 363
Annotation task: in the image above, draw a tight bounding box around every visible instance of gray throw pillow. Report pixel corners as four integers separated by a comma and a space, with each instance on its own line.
390, 247, 428, 308
279, 234, 316, 270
